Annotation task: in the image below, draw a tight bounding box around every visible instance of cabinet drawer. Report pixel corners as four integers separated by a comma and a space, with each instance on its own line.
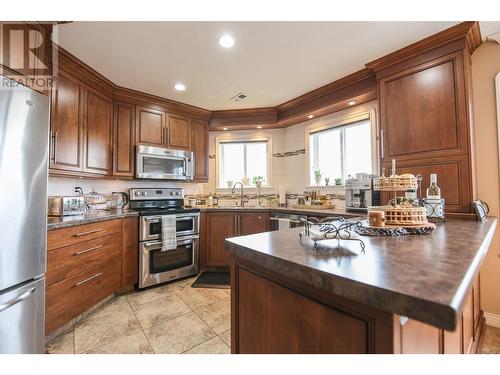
48, 219, 122, 251
45, 257, 121, 335
47, 233, 122, 286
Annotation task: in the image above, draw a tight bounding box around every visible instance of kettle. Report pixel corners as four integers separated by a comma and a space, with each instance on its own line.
111, 191, 129, 211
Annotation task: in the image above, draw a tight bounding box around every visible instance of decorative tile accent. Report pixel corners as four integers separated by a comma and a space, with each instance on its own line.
273, 149, 305, 158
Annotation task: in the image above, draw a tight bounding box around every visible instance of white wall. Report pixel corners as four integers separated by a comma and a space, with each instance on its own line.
203, 101, 378, 196
48, 177, 202, 197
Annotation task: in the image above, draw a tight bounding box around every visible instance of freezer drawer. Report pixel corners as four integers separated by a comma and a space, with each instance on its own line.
0, 278, 45, 354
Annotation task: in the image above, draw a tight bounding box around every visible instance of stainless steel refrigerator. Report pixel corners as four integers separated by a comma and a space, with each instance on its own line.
0, 76, 49, 353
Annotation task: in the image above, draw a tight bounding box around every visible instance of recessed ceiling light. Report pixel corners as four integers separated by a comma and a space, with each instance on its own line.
223, 127, 228, 131
257, 126, 262, 129
219, 34, 235, 48
308, 114, 314, 119
348, 101, 356, 106
174, 83, 186, 91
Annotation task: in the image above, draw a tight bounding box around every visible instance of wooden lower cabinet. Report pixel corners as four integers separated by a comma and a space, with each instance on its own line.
45, 217, 138, 335
393, 316, 441, 354
239, 212, 270, 235
204, 212, 238, 266
201, 211, 270, 269
121, 216, 139, 287
46, 258, 121, 334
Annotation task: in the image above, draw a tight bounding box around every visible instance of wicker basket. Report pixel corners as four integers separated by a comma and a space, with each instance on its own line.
373, 175, 418, 191
381, 206, 428, 226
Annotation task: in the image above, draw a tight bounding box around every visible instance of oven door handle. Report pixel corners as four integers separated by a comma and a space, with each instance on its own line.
143, 235, 199, 251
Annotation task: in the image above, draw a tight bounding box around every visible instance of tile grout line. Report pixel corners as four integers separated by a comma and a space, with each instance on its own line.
173, 287, 221, 354
76, 296, 143, 354
125, 294, 156, 354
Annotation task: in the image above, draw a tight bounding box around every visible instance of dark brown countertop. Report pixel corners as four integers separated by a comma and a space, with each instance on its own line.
47, 210, 139, 230
198, 206, 362, 218
225, 218, 497, 330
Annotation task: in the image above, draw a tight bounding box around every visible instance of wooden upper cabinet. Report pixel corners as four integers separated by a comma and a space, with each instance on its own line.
113, 102, 135, 177
192, 120, 209, 181
168, 114, 191, 150
135, 106, 167, 146
83, 87, 113, 175
379, 51, 469, 163
50, 70, 84, 172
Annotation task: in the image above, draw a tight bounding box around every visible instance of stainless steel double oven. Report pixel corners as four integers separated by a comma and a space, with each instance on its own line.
130, 188, 200, 288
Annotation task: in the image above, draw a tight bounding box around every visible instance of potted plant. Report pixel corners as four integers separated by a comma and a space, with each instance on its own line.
324, 177, 330, 186
335, 178, 342, 186
252, 176, 264, 188
226, 180, 234, 188
241, 177, 250, 186
314, 170, 322, 186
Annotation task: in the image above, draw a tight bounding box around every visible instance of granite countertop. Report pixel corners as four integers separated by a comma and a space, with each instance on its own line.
47, 210, 139, 230
197, 205, 361, 218
225, 217, 497, 330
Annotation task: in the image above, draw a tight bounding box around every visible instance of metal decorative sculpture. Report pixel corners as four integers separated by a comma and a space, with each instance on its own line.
298, 216, 365, 251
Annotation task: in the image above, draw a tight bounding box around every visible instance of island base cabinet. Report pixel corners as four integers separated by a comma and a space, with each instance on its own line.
231, 260, 394, 354
231, 258, 486, 354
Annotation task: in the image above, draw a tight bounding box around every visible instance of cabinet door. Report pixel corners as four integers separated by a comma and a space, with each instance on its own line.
207, 212, 238, 266
50, 69, 84, 172
443, 314, 463, 354
380, 155, 471, 213
379, 52, 469, 162
121, 217, 138, 287
192, 120, 209, 181
462, 288, 474, 354
135, 106, 166, 146
168, 114, 191, 150
239, 212, 270, 236
113, 102, 135, 177
394, 316, 441, 354
473, 274, 481, 334
83, 87, 112, 175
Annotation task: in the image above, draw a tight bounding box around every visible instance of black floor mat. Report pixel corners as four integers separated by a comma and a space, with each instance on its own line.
191, 271, 230, 289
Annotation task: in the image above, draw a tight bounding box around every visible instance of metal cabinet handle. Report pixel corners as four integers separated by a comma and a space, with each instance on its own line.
50, 131, 58, 161
74, 273, 102, 287
380, 129, 384, 159
0, 288, 36, 313
73, 228, 104, 237
74, 244, 103, 256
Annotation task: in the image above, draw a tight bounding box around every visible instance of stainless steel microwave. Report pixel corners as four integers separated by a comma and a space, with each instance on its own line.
136, 145, 194, 180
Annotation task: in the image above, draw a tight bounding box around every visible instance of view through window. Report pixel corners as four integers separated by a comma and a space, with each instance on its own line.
218, 140, 269, 188
309, 118, 373, 185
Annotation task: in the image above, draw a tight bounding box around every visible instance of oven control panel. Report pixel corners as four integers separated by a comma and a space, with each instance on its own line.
130, 188, 184, 200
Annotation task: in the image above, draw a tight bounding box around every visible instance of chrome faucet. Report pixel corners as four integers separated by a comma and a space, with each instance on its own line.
232, 182, 245, 207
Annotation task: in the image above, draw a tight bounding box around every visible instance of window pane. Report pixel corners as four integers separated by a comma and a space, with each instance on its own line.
218, 141, 269, 188
344, 121, 372, 178
246, 142, 268, 185
310, 128, 342, 185
220, 143, 244, 187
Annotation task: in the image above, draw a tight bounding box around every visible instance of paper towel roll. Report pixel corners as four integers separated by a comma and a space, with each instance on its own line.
279, 186, 286, 204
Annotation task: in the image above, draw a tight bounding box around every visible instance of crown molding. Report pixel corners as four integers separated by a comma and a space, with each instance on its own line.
366, 21, 482, 72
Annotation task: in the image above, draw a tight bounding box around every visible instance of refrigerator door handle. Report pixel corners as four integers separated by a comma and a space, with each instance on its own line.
0, 288, 36, 313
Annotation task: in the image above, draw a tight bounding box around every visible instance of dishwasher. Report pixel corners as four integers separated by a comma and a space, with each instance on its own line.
269, 212, 307, 231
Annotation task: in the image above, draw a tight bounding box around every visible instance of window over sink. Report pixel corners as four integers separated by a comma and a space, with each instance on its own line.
216, 137, 272, 189
307, 111, 378, 186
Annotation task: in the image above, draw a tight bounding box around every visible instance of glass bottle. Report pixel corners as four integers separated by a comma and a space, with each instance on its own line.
426, 173, 441, 201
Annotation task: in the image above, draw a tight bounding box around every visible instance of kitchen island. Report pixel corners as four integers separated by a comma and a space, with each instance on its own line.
225, 218, 497, 354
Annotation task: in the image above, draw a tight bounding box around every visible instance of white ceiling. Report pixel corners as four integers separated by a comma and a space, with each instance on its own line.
55, 21, 500, 111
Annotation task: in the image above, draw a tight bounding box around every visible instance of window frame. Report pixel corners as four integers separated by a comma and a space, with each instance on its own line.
305, 108, 379, 187
215, 135, 273, 190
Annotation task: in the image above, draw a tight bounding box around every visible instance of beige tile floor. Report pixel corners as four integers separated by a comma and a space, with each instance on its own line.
46, 275, 500, 354
46, 276, 231, 354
